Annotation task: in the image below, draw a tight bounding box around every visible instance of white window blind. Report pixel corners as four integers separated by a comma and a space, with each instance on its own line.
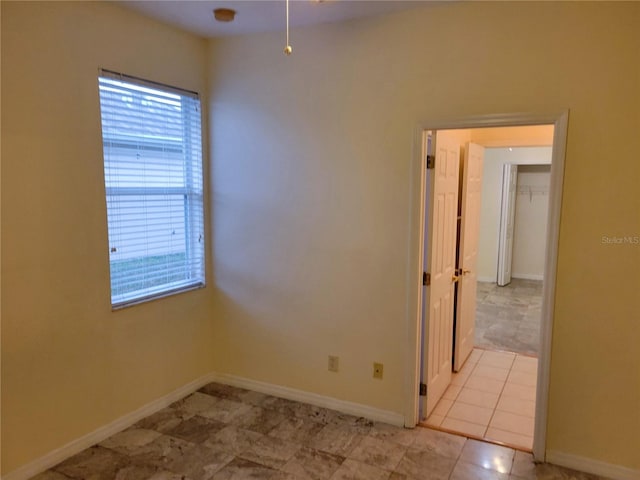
98, 70, 205, 307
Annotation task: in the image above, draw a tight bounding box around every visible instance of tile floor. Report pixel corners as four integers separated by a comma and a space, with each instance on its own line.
425, 348, 537, 451
31, 382, 611, 480
475, 280, 542, 356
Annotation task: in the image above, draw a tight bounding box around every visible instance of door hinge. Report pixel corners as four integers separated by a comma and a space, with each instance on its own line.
423, 272, 431, 286
419, 383, 427, 396
426, 155, 436, 169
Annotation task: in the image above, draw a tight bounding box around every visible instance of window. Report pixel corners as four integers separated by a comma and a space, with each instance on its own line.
98, 70, 205, 307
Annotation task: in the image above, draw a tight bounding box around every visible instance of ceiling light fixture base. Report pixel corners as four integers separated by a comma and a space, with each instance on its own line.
213, 8, 236, 22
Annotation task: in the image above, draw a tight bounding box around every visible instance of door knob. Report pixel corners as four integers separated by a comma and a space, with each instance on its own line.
463, 269, 471, 275
452, 275, 460, 283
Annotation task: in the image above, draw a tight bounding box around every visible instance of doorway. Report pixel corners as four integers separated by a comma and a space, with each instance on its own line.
405, 112, 568, 462
423, 139, 552, 451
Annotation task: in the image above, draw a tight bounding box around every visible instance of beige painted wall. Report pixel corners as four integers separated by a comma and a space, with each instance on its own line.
477, 147, 552, 282
1, 2, 211, 474
208, 1, 640, 470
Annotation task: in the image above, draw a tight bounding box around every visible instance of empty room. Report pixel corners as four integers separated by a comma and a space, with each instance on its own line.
2, 1, 639, 480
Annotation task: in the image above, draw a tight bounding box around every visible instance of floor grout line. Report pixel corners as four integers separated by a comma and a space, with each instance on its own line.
485, 353, 518, 440
429, 349, 537, 451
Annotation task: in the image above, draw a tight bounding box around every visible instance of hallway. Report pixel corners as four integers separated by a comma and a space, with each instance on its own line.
425, 279, 541, 451
425, 348, 537, 451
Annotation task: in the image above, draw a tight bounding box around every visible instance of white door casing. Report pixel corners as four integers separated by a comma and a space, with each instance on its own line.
407, 112, 568, 465
453, 142, 484, 372
423, 130, 460, 418
497, 164, 518, 286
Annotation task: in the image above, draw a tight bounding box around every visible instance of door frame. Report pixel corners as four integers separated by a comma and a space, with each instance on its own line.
405, 111, 569, 462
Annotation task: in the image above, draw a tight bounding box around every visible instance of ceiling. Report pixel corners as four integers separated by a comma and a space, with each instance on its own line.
118, 1, 427, 38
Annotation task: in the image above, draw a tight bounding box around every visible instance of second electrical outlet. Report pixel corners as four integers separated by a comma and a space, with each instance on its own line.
328, 355, 339, 372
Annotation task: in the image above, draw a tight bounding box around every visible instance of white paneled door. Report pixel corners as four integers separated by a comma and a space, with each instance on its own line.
453, 142, 484, 372
423, 131, 460, 417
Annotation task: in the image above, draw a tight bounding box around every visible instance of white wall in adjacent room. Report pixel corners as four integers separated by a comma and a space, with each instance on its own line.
477, 147, 552, 282
512, 165, 552, 280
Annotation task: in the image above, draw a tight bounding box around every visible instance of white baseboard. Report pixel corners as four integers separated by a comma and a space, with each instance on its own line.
547, 450, 640, 480
2, 372, 217, 480
477, 276, 496, 283
512, 273, 544, 281
478, 275, 543, 283
213, 373, 405, 427
3, 373, 404, 480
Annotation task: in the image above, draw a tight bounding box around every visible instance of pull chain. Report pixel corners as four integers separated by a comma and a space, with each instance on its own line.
284, 0, 292, 55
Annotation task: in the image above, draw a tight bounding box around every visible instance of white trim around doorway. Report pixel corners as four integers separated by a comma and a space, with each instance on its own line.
404, 111, 569, 463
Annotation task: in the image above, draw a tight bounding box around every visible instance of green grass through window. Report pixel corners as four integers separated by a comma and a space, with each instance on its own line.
110, 252, 187, 296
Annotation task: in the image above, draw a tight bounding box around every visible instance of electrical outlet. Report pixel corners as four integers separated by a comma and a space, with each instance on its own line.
373, 362, 383, 379
328, 355, 339, 373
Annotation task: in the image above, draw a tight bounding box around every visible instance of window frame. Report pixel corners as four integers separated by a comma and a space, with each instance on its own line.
98, 69, 206, 309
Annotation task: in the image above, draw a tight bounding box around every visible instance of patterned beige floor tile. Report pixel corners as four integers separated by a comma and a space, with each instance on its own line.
348, 435, 407, 471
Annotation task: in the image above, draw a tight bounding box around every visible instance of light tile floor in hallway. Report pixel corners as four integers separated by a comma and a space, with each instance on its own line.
31, 382, 611, 480
425, 348, 537, 451
476, 280, 542, 356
